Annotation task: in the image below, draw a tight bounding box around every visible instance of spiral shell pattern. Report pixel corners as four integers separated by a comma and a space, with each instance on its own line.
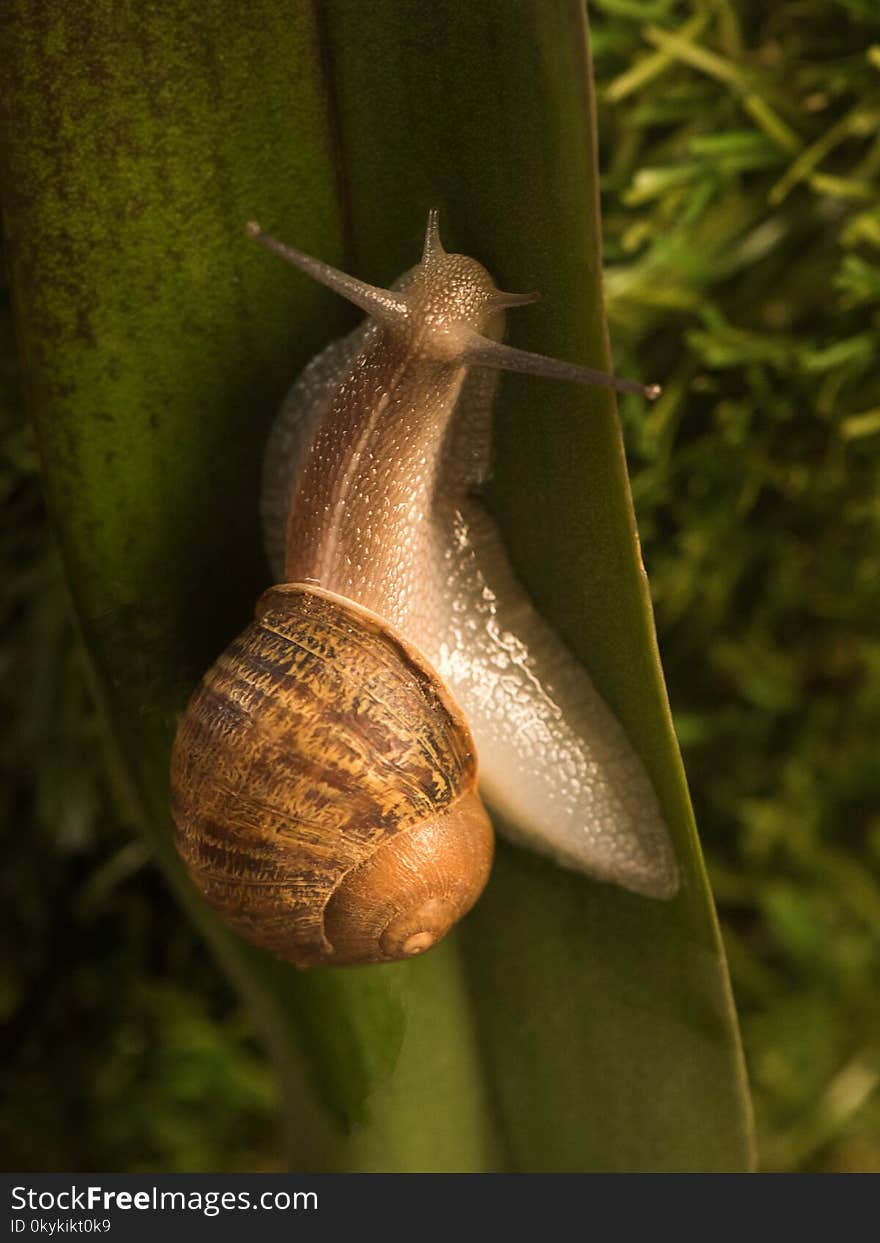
170, 583, 493, 966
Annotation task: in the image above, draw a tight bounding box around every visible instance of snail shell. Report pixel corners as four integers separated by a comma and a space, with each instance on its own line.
171, 583, 493, 967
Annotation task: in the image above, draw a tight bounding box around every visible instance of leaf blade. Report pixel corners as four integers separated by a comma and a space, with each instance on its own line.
2, 0, 753, 1170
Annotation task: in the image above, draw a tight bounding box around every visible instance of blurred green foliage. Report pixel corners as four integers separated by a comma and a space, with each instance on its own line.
594, 0, 880, 1171
3, 0, 879, 1170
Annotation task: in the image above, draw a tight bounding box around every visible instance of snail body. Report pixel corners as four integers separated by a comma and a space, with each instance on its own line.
170, 211, 678, 970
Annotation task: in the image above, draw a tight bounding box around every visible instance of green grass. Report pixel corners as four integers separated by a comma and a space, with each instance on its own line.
3, 0, 879, 1171
594, 0, 880, 1171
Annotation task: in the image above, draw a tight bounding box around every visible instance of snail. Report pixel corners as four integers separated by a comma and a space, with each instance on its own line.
170, 210, 679, 969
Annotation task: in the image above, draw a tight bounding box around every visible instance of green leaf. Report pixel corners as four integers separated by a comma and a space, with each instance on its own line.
1, 0, 753, 1170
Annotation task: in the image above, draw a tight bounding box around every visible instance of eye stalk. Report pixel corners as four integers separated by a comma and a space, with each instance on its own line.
246, 212, 661, 401
245, 220, 410, 323
461, 334, 662, 400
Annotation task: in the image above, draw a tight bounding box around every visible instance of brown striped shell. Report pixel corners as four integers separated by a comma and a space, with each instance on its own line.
170, 583, 494, 967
